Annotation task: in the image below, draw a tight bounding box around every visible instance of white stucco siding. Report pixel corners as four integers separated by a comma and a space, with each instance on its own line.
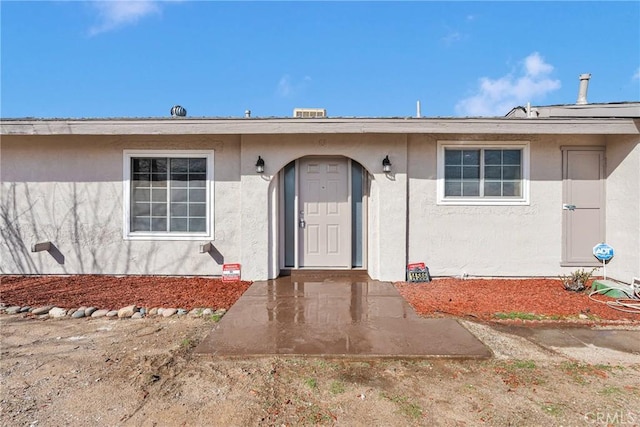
239, 172, 271, 280
406, 134, 609, 278
1, 135, 243, 276
372, 152, 407, 282
2, 127, 637, 283
606, 136, 640, 282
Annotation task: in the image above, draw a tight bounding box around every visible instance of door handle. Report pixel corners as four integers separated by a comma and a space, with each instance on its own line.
562, 204, 576, 211
299, 210, 306, 228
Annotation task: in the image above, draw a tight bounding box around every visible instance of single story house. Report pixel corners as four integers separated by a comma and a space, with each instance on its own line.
1, 100, 639, 283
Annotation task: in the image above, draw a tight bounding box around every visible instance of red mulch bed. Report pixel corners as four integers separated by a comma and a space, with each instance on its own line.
0, 275, 251, 311
2, 275, 638, 324
395, 278, 640, 323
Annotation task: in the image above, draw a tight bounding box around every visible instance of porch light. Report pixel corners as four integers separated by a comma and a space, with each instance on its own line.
382, 155, 392, 173
255, 156, 265, 173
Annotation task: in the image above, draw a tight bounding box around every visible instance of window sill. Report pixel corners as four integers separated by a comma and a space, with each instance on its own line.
437, 199, 530, 206
124, 233, 213, 241
560, 261, 601, 268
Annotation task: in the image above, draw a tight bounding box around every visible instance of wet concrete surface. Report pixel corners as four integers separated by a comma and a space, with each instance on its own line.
195, 276, 491, 358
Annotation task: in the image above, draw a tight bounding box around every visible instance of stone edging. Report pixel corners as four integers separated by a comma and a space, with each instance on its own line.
0, 303, 226, 320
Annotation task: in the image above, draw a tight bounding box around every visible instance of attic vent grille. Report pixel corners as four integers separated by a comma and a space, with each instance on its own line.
293, 108, 326, 118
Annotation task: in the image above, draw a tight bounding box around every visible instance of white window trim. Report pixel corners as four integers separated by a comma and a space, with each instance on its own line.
123, 149, 214, 240
436, 141, 530, 206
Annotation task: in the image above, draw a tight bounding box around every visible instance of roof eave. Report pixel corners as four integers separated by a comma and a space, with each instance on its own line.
1, 117, 639, 136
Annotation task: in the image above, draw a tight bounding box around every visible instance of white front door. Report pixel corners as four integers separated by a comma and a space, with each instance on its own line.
299, 157, 351, 268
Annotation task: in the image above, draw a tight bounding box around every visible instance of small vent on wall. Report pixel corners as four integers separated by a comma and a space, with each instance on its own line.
293, 108, 326, 118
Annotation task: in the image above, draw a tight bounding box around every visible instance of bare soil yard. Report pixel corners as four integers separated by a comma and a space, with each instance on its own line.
1, 275, 639, 426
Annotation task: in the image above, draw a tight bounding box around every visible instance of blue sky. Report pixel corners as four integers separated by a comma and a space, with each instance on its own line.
2, 1, 639, 118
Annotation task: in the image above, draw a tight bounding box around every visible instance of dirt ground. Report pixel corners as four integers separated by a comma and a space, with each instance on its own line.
1, 315, 639, 426
1, 276, 639, 426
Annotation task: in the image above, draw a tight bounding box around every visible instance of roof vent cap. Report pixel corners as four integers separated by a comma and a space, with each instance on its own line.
171, 105, 187, 117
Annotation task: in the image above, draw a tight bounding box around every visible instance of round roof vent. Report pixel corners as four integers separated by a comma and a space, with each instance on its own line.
171, 105, 187, 117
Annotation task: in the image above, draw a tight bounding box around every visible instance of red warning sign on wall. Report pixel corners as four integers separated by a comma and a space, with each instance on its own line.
222, 263, 241, 282
407, 262, 426, 271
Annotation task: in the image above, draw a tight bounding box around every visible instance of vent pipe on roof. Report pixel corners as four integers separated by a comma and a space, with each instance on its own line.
576, 73, 591, 105
245, 109, 251, 118
171, 105, 187, 117
416, 100, 421, 118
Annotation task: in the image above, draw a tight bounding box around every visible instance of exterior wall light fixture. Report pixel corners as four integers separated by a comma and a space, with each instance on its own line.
199, 242, 213, 254
255, 156, 265, 173
31, 241, 52, 252
382, 155, 392, 173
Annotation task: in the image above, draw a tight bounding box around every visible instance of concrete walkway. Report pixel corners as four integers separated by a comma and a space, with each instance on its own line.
195, 275, 491, 358
494, 324, 640, 364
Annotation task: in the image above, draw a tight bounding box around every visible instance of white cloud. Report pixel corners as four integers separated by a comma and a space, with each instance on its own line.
455, 52, 561, 117
633, 67, 640, 81
276, 74, 311, 98
524, 52, 554, 77
88, 1, 162, 35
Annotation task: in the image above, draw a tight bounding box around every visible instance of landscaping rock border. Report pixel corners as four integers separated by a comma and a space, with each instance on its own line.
0, 302, 226, 321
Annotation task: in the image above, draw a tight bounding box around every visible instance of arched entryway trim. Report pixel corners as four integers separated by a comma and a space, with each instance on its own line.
271, 155, 370, 276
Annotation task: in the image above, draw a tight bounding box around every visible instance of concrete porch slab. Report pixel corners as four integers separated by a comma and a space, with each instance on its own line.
195, 276, 491, 359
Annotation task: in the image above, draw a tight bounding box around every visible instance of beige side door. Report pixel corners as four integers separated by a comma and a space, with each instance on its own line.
299, 157, 351, 268
562, 147, 605, 265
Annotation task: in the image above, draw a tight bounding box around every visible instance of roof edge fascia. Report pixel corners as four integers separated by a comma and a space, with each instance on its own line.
1, 117, 639, 136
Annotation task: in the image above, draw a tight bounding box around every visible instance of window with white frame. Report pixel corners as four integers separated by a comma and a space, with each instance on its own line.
123, 151, 213, 239
437, 142, 529, 205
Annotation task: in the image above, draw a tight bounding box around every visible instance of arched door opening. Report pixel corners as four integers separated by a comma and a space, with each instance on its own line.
278, 156, 369, 274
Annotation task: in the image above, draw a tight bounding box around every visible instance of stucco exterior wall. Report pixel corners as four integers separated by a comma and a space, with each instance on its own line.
1, 135, 242, 276
1, 133, 409, 281
606, 136, 640, 282
1, 130, 637, 282
240, 134, 407, 281
406, 133, 608, 278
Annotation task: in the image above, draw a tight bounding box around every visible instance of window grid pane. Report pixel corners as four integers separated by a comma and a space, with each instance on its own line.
131, 158, 162, 232
169, 158, 207, 232
131, 156, 207, 233
444, 148, 522, 199
444, 149, 481, 197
